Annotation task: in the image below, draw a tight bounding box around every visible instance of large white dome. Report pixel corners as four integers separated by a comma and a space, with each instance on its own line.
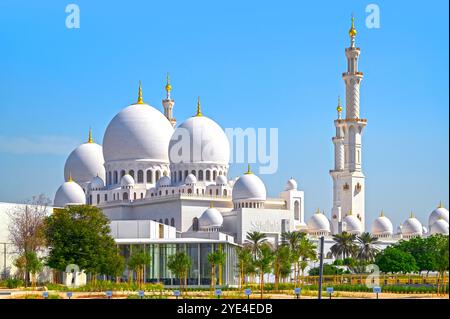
169, 113, 230, 165
343, 213, 363, 234
429, 204, 449, 227
103, 99, 174, 163
401, 214, 423, 236
232, 170, 266, 201
54, 180, 86, 207
64, 139, 105, 184
198, 207, 223, 229
429, 218, 449, 235
371, 212, 393, 236
307, 211, 331, 233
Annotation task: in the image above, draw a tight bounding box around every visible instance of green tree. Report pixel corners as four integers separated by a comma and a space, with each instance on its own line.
207, 249, 226, 291
167, 251, 192, 294
432, 235, 449, 295
296, 236, 317, 286
127, 247, 151, 288
245, 231, 268, 258
44, 205, 118, 283
236, 247, 254, 288
375, 246, 418, 274
394, 237, 435, 273
253, 243, 274, 299
356, 232, 380, 263
308, 263, 344, 276
281, 231, 303, 285
272, 245, 291, 291
330, 232, 357, 259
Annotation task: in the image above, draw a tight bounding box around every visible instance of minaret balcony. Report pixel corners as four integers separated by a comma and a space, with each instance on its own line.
342, 71, 364, 77
345, 47, 360, 52
336, 118, 367, 124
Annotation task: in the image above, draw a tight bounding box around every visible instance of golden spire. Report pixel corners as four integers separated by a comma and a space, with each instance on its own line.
348, 209, 353, 215
410, 211, 415, 218
165, 73, 172, 93
88, 127, 93, 143
315, 208, 320, 214
245, 164, 253, 175
68, 171, 74, 182
195, 96, 203, 116
137, 81, 144, 104
380, 210, 384, 217
438, 201, 444, 208
349, 14, 357, 37
337, 96, 343, 116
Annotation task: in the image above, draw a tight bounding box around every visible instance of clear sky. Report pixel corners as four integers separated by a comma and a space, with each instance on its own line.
0, 0, 448, 228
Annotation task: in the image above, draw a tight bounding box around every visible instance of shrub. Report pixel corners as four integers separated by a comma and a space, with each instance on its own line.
5, 278, 24, 289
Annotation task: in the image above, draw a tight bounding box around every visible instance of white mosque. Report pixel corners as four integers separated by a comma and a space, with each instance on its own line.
0, 17, 447, 285
53, 18, 449, 246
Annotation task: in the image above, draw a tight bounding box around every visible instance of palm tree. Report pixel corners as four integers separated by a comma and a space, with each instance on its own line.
356, 232, 380, 263
253, 243, 274, 299
330, 231, 357, 260
281, 231, 304, 284
236, 247, 253, 288
207, 249, 226, 292
272, 245, 291, 291
127, 247, 151, 288
167, 251, 192, 295
296, 236, 317, 286
245, 231, 268, 258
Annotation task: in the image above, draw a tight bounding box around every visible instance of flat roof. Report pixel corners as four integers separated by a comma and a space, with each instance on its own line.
114, 237, 239, 245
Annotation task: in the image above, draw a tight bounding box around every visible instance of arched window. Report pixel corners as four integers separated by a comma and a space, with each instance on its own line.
209, 189, 212, 195
137, 170, 144, 183
187, 189, 192, 194
113, 193, 115, 201
123, 193, 129, 200
191, 170, 196, 176
129, 170, 135, 178
170, 218, 175, 227
198, 170, 204, 181
206, 170, 211, 181
184, 170, 188, 179
141, 193, 144, 199
224, 189, 228, 197
219, 171, 222, 176
89, 195, 92, 205
164, 218, 169, 225
120, 170, 126, 178
294, 201, 300, 220
146, 170, 153, 183
108, 172, 112, 185
172, 190, 175, 194
155, 170, 161, 181
165, 190, 168, 195
133, 192, 137, 200
159, 219, 163, 224
114, 171, 118, 184
159, 191, 162, 196
192, 217, 199, 231
213, 170, 217, 181
104, 194, 108, 202
196, 189, 199, 195
97, 194, 100, 204
178, 171, 182, 182
202, 189, 205, 195
215, 189, 219, 196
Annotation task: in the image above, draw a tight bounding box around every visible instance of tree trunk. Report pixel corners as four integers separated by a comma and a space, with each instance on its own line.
274, 271, 279, 292
211, 265, 215, 292
260, 272, 264, 299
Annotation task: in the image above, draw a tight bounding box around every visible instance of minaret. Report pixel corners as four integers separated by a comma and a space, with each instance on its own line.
162, 73, 176, 127
330, 16, 367, 233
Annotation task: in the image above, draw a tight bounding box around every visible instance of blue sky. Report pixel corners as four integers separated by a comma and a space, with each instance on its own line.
0, 0, 448, 228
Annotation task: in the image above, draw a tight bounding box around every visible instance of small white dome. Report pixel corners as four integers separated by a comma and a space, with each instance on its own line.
54, 181, 86, 207
307, 211, 331, 233
198, 207, 223, 229
401, 215, 423, 236
89, 175, 105, 190
156, 175, 172, 188
285, 178, 297, 191
429, 204, 449, 227
169, 114, 230, 165
215, 175, 228, 186
121, 174, 135, 187
184, 174, 197, 185
371, 212, 393, 236
343, 213, 363, 235
103, 101, 174, 163
64, 141, 105, 184
430, 218, 449, 235
232, 170, 266, 202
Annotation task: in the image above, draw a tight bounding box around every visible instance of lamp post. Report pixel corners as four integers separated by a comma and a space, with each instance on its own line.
318, 236, 325, 299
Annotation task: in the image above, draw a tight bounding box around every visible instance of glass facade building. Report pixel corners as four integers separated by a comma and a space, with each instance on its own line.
116, 240, 238, 287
